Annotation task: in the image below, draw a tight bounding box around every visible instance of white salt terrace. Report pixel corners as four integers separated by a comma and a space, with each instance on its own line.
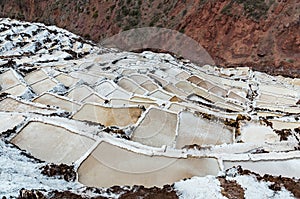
0, 97, 58, 115
0, 69, 21, 90
224, 158, 300, 179
33, 93, 81, 113
78, 141, 220, 187
131, 108, 178, 147
0, 19, 300, 189
11, 121, 95, 164
66, 85, 94, 102
72, 103, 143, 127
4, 84, 27, 96
176, 111, 234, 148
0, 112, 25, 133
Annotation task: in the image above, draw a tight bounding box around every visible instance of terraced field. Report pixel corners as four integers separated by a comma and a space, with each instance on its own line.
0, 18, 299, 198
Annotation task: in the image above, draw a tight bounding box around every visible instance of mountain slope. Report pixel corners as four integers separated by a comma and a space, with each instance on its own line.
0, 0, 299, 77
0, 18, 300, 198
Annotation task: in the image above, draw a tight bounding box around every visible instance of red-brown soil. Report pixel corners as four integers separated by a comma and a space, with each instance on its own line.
218, 177, 245, 199
16, 185, 178, 199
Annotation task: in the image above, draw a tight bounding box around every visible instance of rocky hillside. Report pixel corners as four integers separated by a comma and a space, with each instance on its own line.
0, 0, 299, 77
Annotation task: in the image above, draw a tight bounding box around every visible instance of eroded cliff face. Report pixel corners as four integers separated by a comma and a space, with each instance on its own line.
0, 0, 299, 77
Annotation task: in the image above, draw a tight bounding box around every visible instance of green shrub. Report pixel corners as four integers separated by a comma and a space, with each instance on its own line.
157, 3, 163, 9
84, 34, 90, 39
221, 0, 272, 20
110, 4, 116, 11
116, 11, 122, 21
92, 12, 98, 18
239, 0, 271, 20
287, 59, 295, 63
129, 9, 140, 16
221, 2, 233, 16
121, 6, 129, 15
150, 15, 160, 26
128, 18, 138, 27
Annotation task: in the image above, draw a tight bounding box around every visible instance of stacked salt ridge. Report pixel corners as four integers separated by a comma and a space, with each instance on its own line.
0, 18, 299, 198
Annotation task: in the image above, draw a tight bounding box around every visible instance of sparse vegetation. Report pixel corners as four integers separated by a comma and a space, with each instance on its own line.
129, 9, 140, 16
116, 10, 122, 21
221, 0, 274, 21
149, 15, 160, 26
121, 6, 129, 15
110, 4, 116, 12
221, 2, 233, 16
286, 59, 295, 63
92, 11, 98, 19
157, 2, 163, 9
17, 13, 25, 20
199, 0, 207, 8
84, 33, 90, 39
114, 0, 142, 29
128, 18, 138, 27
236, 0, 270, 20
